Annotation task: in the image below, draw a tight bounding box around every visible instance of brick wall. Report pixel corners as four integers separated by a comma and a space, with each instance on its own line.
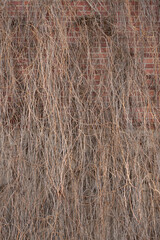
1, 0, 160, 128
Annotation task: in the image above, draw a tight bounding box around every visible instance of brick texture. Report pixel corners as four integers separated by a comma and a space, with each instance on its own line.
2, 0, 160, 127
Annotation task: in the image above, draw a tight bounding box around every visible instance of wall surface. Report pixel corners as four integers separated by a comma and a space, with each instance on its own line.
0, 1, 160, 239
2, 0, 160, 127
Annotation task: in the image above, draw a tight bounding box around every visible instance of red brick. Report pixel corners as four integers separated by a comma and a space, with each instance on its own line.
144, 53, 155, 58
145, 64, 154, 68
101, 48, 108, 53
130, 1, 137, 6
94, 70, 103, 75
94, 75, 101, 80
149, 90, 155, 97
94, 65, 107, 70
76, 6, 84, 11
91, 53, 108, 58
101, 42, 107, 47
144, 58, 154, 64
84, 11, 92, 15
4, 0, 160, 129
101, 12, 108, 16
84, 6, 91, 11
92, 47, 100, 53
76, 1, 89, 7
8, 1, 23, 5
76, 11, 84, 17
97, 5, 109, 12
145, 69, 154, 75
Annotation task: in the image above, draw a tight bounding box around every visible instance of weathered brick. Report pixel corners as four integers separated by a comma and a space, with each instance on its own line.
3, 0, 160, 127
144, 58, 154, 64
145, 64, 154, 68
